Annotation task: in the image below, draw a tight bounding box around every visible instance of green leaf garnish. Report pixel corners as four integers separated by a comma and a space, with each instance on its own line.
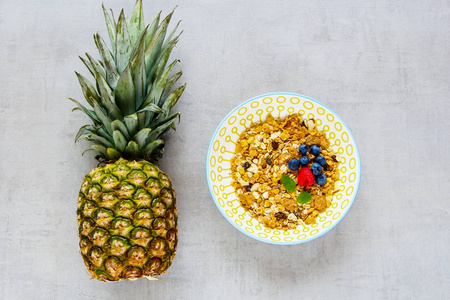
281, 175, 296, 192
297, 191, 312, 204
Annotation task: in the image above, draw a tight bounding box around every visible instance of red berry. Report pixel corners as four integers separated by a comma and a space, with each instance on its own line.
297, 167, 314, 186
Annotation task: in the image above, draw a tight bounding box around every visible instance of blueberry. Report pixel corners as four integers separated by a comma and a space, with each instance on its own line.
299, 156, 309, 165
299, 144, 308, 155
288, 159, 300, 171
311, 162, 322, 175
315, 173, 327, 186
315, 155, 326, 166
310, 145, 321, 156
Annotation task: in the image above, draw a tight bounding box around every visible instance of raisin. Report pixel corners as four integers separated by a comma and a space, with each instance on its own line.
266, 158, 272, 165
243, 162, 251, 170
245, 184, 253, 192
332, 155, 338, 162
274, 212, 287, 220
323, 163, 330, 171
271, 141, 279, 150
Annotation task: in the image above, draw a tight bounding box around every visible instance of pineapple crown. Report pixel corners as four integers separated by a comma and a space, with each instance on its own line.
70, 0, 185, 163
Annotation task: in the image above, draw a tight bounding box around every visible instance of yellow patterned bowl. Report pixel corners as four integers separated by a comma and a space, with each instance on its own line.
206, 92, 361, 245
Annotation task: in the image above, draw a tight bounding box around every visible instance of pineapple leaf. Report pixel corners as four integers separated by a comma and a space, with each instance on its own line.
129, 25, 148, 61
111, 119, 131, 140
143, 139, 164, 156
162, 70, 182, 99
137, 111, 146, 130
85, 53, 106, 81
133, 128, 152, 148
163, 20, 182, 50
69, 98, 100, 123
96, 126, 114, 143
83, 144, 107, 157
90, 62, 123, 120
147, 114, 178, 141
77, 124, 114, 145
149, 112, 180, 131
79, 55, 96, 79
146, 40, 177, 89
102, 4, 116, 54
110, 8, 116, 28
123, 140, 140, 158
154, 47, 177, 82
112, 130, 127, 152
145, 11, 161, 47
106, 147, 122, 160
123, 113, 139, 137
75, 72, 100, 106
116, 10, 132, 74
137, 103, 164, 114
82, 133, 115, 148
115, 64, 136, 116
74, 125, 93, 143
161, 83, 186, 116
144, 11, 173, 78
94, 33, 120, 89
93, 102, 113, 135
141, 59, 178, 127
128, 0, 144, 45
129, 27, 148, 110
153, 59, 179, 107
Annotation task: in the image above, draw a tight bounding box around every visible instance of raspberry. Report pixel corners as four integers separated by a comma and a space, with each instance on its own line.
297, 167, 314, 186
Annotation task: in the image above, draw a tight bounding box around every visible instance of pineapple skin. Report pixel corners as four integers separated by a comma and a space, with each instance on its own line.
77, 158, 177, 281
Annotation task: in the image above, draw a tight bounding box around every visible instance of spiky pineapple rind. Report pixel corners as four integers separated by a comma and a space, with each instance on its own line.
77, 158, 178, 281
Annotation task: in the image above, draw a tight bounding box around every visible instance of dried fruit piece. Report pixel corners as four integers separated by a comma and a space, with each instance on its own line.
274, 212, 287, 219
271, 141, 279, 150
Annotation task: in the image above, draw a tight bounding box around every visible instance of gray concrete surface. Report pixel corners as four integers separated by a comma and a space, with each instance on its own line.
1, 0, 449, 299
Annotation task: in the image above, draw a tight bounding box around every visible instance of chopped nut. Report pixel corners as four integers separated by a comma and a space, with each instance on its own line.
271, 141, 279, 150
247, 164, 258, 173
287, 213, 298, 222
251, 183, 260, 192
307, 119, 315, 131
270, 132, 280, 140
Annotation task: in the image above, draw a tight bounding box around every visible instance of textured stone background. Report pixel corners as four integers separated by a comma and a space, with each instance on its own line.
1, 0, 449, 299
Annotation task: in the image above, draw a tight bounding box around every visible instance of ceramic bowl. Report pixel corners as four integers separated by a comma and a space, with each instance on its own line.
206, 92, 361, 244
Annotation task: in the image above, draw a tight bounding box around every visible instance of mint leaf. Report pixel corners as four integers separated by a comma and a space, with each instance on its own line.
297, 191, 311, 204
281, 175, 296, 192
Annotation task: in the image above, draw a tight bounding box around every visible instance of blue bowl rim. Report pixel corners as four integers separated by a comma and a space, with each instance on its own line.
205, 92, 361, 245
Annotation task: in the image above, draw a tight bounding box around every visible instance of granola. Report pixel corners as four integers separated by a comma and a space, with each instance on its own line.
230, 114, 340, 230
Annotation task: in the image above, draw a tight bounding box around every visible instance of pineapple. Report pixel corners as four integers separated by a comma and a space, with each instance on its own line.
70, 0, 185, 281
